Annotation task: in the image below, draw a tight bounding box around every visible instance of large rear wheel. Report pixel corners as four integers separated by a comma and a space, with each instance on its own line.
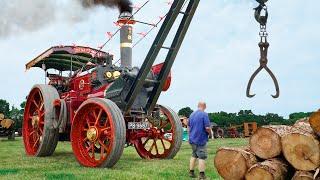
134, 105, 182, 159
22, 85, 60, 156
71, 98, 126, 168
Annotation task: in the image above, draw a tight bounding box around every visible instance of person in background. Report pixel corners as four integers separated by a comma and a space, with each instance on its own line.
188, 102, 212, 179
180, 117, 189, 141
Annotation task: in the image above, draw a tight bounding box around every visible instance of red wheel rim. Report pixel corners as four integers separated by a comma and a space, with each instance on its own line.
23, 88, 45, 155
71, 101, 114, 167
134, 107, 175, 158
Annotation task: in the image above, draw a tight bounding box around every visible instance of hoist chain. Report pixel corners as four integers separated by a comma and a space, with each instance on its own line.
259, 25, 268, 42
246, 0, 280, 98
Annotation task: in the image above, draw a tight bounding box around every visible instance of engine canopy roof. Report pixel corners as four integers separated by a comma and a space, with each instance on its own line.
26, 46, 109, 71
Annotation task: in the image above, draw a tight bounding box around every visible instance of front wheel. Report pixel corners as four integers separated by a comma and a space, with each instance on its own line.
134, 105, 183, 159
71, 98, 126, 168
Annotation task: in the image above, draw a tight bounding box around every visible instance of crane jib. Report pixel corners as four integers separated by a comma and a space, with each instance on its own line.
124, 0, 201, 113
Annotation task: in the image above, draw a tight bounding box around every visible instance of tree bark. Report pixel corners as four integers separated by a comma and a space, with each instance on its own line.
309, 111, 320, 137
245, 159, 288, 180
250, 125, 291, 159
292, 171, 314, 180
214, 147, 257, 180
281, 120, 320, 171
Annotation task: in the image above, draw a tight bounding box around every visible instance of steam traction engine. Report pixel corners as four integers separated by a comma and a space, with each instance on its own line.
23, 0, 200, 167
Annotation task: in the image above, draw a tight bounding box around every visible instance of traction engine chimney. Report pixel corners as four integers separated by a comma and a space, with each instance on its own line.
118, 12, 136, 69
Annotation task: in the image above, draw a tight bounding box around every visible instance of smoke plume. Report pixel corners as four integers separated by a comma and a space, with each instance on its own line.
81, 0, 133, 13
0, 0, 132, 39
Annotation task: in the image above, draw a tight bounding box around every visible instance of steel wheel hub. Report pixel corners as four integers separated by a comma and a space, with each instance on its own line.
150, 128, 163, 139
87, 127, 98, 142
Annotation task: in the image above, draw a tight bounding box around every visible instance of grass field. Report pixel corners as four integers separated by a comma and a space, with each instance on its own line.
0, 137, 247, 180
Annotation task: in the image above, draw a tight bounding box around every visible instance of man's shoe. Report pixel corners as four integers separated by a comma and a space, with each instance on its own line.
199, 172, 206, 180
189, 170, 196, 178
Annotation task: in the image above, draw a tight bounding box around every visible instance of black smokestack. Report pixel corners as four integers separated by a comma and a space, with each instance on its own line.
81, 0, 133, 13
118, 12, 135, 68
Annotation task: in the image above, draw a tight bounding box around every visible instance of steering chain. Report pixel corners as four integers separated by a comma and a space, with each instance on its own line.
246, 0, 280, 98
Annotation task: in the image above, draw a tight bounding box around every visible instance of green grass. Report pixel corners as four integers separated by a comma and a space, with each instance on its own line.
0, 138, 247, 180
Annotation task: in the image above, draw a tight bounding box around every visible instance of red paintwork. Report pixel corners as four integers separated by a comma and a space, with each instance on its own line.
151, 63, 172, 91
23, 88, 45, 155
71, 99, 115, 167
52, 71, 111, 125
117, 19, 136, 25
70, 74, 92, 95
132, 106, 175, 159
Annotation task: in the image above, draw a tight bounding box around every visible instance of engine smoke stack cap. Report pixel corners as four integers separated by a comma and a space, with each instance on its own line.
118, 11, 136, 25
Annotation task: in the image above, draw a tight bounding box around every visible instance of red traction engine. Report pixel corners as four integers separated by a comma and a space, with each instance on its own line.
22, 0, 199, 168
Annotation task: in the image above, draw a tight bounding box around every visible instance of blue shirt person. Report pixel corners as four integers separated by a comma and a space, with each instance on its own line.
187, 102, 212, 179
188, 110, 211, 146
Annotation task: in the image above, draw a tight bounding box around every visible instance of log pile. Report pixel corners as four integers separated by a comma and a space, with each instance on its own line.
214, 112, 320, 180
0, 113, 14, 129
0, 113, 15, 140
0, 119, 14, 129
292, 171, 315, 180
246, 159, 288, 180
282, 120, 320, 171
214, 147, 257, 180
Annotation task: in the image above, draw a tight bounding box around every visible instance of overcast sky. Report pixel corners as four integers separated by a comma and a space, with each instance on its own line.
0, 0, 319, 118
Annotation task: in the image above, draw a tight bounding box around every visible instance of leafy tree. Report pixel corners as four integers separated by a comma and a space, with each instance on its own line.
20, 101, 26, 117
178, 107, 193, 118
0, 99, 10, 116
9, 106, 23, 129
20, 101, 26, 109
209, 110, 289, 127
289, 112, 313, 120
238, 110, 253, 116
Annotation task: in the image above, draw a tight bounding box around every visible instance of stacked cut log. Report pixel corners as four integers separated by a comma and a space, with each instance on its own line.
245, 159, 288, 180
214, 147, 257, 180
0, 113, 14, 128
0, 119, 14, 129
214, 112, 320, 180
282, 119, 320, 171
250, 125, 291, 159
292, 171, 315, 180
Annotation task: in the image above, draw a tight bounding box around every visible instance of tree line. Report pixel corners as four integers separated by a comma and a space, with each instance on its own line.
0, 99, 314, 130
178, 107, 313, 127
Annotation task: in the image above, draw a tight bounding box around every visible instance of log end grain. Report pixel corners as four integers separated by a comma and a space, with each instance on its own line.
249, 126, 290, 159
282, 133, 320, 171
214, 147, 256, 180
